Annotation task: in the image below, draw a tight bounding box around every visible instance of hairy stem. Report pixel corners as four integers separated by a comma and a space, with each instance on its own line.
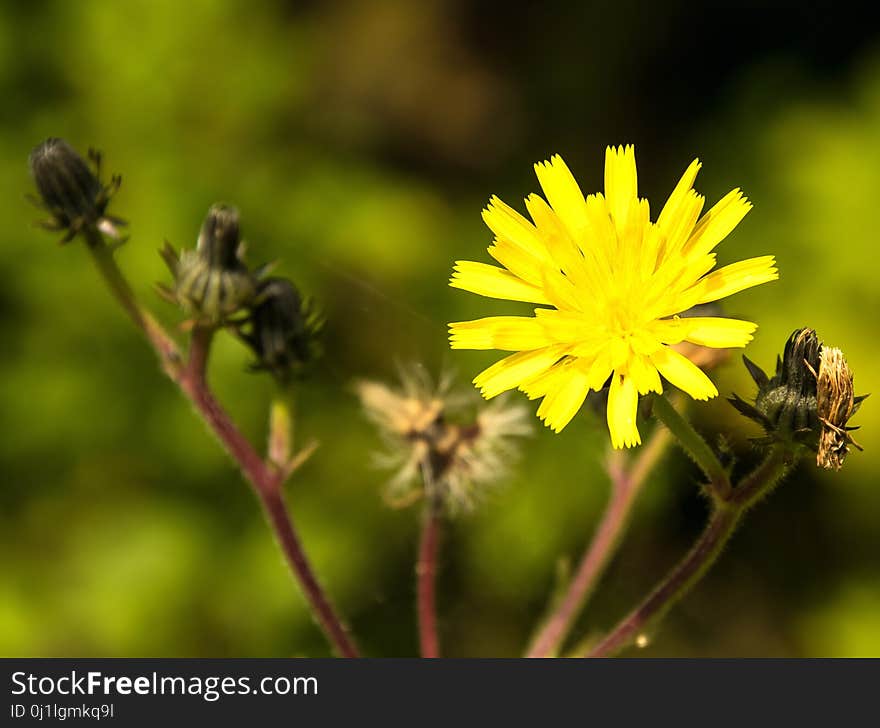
85, 231, 182, 376
85, 237, 359, 657
652, 393, 731, 499
260, 487, 360, 658
179, 327, 270, 490
183, 327, 359, 657
585, 446, 792, 658
526, 426, 671, 657
416, 500, 443, 658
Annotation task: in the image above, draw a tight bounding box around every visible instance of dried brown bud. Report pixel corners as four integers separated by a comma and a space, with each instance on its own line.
815, 347, 863, 471
729, 327, 866, 469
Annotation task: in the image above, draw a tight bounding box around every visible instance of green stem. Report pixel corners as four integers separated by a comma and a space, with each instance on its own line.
84, 230, 182, 377
652, 393, 730, 499
268, 399, 293, 468
585, 446, 792, 657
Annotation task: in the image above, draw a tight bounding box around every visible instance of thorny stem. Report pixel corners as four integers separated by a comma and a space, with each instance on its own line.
652, 393, 731, 499
85, 235, 359, 657
416, 499, 443, 658
586, 446, 792, 658
526, 426, 671, 657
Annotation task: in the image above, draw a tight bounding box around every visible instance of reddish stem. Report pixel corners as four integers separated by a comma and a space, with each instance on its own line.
260, 488, 360, 658
586, 447, 791, 658
178, 327, 360, 657
526, 427, 670, 657
586, 505, 739, 658
85, 238, 359, 656
416, 502, 443, 658
179, 328, 268, 488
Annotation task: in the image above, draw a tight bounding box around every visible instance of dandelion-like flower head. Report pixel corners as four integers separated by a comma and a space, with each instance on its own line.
449, 146, 778, 448
356, 368, 530, 513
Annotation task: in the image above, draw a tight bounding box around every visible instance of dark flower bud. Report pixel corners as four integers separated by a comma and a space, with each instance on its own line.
161, 204, 257, 325
28, 138, 124, 243
196, 203, 242, 269
729, 328, 866, 469
239, 277, 322, 383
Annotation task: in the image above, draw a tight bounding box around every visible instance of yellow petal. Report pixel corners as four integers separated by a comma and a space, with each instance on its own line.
657, 158, 701, 237
525, 193, 565, 236
449, 316, 553, 351
482, 196, 548, 259
681, 317, 757, 348
518, 360, 568, 400
534, 155, 589, 242
488, 239, 545, 285
536, 366, 591, 432
646, 253, 718, 319
607, 373, 641, 448
450, 261, 551, 304
524, 193, 593, 292
693, 255, 778, 304
657, 190, 705, 261
604, 144, 638, 231
582, 193, 617, 272
534, 308, 604, 346
684, 188, 752, 258
540, 266, 584, 312
616, 197, 650, 291
650, 346, 718, 400
586, 348, 615, 391
474, 347, 566, 399
626, 354, 663, 395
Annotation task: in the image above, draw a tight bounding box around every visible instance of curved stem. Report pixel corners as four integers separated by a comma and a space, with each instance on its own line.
587, 503, 739, 658
526, 426, 671, 657
179, 327, 269, 490
261, 487, 360, 658
83, 236, 360, 657
585, 446, 792, 658
85, 231, 182, 376
416, 500, 443, 658
181, 327, 360, 658
652, 394, 731, 499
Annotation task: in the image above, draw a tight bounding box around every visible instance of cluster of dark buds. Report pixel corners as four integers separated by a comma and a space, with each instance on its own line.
730, 327, 866, 470
28, 138, 126, 244
159, 204, 321, 384
29, 137, 321, 385
160, 206, 322, 381
356, 368, 530, 513
28, 137, 361, 657
159, 204, 323, 382
159, 206, 322, 381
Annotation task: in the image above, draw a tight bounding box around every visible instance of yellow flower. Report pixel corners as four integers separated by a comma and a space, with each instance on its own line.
448, 146, 778, 448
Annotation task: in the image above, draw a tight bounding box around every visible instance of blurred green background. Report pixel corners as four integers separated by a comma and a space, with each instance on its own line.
1, 0, 878, 657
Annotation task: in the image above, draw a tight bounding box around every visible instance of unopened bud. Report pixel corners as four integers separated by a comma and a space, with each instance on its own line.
729, 328, 866, 469
28, 137, 123, 243
240, 277, 322, 382
165, 204, 257, 324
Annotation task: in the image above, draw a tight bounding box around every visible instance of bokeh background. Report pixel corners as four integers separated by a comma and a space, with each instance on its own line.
1, 0, 878, 657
